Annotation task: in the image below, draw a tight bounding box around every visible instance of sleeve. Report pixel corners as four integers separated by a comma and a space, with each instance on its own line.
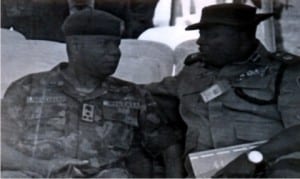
145, 79, 182, 127
145, 62, 195, 97
1, 76, 31, 145
145, 76, 179, 97
278, 61, 300, 128
137, 88, 181, 156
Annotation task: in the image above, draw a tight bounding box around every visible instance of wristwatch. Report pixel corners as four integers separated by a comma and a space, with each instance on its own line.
247, 150, 268, 177
247, 150, 264, 164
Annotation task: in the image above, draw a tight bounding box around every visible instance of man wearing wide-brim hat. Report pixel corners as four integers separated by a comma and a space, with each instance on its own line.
146, 3, 300, 177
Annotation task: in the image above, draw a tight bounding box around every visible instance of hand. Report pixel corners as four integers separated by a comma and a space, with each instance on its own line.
40, 158, 89, 177
212, 153, 256, 178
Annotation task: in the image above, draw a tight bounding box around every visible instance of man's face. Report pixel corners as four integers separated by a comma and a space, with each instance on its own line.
67, 35, 121, 78
197, 25, 242, 67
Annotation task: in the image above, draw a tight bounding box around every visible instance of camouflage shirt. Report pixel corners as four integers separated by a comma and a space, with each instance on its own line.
147, 43, 300, 156
1, 63, 177, 177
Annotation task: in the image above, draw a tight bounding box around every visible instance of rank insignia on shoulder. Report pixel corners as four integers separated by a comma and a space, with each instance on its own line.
273, 51, 300, 64
184, 52, 203, 66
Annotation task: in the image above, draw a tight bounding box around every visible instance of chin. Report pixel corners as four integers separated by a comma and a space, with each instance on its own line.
203, 56, 225, 67
100, 68, 117, 77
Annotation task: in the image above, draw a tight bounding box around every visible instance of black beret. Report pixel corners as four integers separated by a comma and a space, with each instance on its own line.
186, 3, 273, 30
62, 9, 124, 37
68, 0, 94, 6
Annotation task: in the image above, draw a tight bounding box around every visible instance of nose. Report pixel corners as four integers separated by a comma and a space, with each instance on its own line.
112, 49, 121, 57
196, 36, 204, 51
197, 36, 207, 46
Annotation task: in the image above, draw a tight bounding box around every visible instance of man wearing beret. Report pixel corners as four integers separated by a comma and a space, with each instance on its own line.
147, 3, 300, 177
1, 9, 182, 178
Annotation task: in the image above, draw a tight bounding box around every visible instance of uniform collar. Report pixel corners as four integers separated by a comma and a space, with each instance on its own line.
233, 42, 271, 66
49, 63, 110, 101
218, 42, 272, 79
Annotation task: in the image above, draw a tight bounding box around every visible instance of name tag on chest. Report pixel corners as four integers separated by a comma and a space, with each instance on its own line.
200, 80, 231, 103
103, 100, 141, 110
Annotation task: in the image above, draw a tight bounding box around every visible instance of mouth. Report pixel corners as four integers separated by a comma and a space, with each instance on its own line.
199, 47, 205, 54
199, 50, 207, 57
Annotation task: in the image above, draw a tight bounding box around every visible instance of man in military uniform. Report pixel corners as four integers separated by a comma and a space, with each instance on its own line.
146, 3, 300, 177
1, 9, 181, 178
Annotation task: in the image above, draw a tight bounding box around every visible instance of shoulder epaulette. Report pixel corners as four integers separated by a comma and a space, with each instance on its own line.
271, 51, 300, 65
184, 52, 203, 66
108, 77, 134, 86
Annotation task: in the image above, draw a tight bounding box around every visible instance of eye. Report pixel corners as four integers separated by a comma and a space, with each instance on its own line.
201, 32, 216, 40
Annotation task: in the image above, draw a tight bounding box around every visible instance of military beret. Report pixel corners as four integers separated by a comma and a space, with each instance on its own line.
186, 3, 274, 30
62, 9, 124, 37
68, 0, 94, 6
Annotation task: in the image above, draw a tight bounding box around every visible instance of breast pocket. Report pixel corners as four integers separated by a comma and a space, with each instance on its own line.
234, 116, 283, 142
23, 99, 67, 133
100, 100, 140, 151
21, 98, 67, 159
232, 75, 274, 100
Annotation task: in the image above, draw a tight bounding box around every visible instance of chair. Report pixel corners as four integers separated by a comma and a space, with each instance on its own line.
114, 39, 174, 84
173, 39, 198, 74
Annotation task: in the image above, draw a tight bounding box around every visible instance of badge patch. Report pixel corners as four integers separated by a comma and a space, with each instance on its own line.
81, 104, 95, 122
103, 100, 141, 109
102, 100, 139, 126
200, 81, 231, 103
26, 96, 66, 103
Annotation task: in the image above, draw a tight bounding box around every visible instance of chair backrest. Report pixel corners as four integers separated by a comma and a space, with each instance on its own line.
1, 29, 175, 97
1, 28, 26, 43
173, 39, 198, 74
114, 39, 174, 84
1, 29, 68, 97
138, 26, 198, 49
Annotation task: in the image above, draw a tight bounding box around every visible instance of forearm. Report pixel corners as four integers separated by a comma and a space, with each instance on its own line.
1, 142, 47, 175
145, 76, 179, 97
257, 125, 300, 162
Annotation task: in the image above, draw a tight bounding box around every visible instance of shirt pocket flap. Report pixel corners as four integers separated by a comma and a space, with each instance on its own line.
23, 103, 66, 131
102, 100, 140, 127
234, 118, 283, 141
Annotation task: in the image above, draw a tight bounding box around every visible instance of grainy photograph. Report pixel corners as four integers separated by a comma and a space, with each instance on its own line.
1, 0, 300, 178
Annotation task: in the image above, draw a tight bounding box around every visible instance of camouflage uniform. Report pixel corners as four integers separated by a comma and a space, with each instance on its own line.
147, 43, 300, 176
1, 63, 177, 178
